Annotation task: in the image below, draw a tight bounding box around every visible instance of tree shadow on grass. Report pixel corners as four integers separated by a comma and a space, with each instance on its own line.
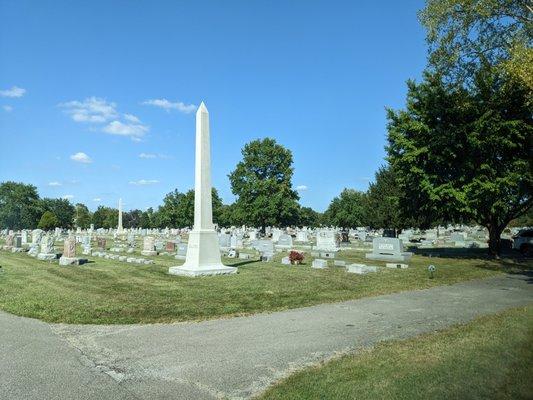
412, 246, 531, 261
411, 247, 533, 278
225, 259, 261, 268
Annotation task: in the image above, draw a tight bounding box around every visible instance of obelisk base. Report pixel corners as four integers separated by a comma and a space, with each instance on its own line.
168, 229, 237, 277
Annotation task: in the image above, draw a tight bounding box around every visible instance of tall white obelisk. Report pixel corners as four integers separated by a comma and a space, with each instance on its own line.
117, 198, 123, 233
169, 102, 237, 277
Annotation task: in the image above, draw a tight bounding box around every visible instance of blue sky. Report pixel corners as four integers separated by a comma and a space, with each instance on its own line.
0, 0, 427, 212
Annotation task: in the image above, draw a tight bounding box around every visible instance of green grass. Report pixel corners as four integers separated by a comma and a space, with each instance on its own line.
258, 306, 533, 400
0, 243, 529, 324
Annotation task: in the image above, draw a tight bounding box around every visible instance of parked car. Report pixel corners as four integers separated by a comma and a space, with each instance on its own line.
513, 229, 533, 255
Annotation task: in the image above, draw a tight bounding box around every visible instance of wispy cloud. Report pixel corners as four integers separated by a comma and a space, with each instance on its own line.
139, 152, 157, 159
93, 198, 102, 202
48, 181, 62, 187
2, 105, 13, 112
59, 97, 118, 123
129, 179, 159, 185
59, 97, 149, 140
142, 98, 196, 113
139, 152, 170, 159
62, 194, 74, 200
296, 185, 308, 191
103, 120, 148, 138
123, 113, 140, 123
0, 86, 26, 98
70, 152, 92, 164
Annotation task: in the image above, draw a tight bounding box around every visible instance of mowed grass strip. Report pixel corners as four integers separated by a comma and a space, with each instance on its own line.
0, 247, 528, 324
258, 306, 533, 400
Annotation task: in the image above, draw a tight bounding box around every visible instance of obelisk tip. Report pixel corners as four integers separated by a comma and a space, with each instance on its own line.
197, 101, 208, 114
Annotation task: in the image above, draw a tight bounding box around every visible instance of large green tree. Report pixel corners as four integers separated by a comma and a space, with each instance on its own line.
229, 138, 299, 231
156, 188, 223, 228
0, 182, 41, 229
297, 206, 322, 228
123, 209, 143, 228
156, 189, 186, 227
92, 206, 118, 229
140, 208, 156, 229
387, 67, 532, 255
217, 203, 240, 227
74, 203, 92, 229
38, 211, 59, 230
39, 198, 75, 229
364, 165, 403, 232
364, 165, 434, 232
419, 0, 533, 89
323, 189, 366, 228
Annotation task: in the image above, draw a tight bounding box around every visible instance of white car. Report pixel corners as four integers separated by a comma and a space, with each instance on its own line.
513, 229, 533, 255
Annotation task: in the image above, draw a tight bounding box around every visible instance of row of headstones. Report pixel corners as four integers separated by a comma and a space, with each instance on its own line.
218, 231, 342, 252
90, 251, 154, 265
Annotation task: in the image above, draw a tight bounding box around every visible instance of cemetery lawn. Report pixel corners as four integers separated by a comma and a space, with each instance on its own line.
0, 248, 530, 324
258, 305, 533, 400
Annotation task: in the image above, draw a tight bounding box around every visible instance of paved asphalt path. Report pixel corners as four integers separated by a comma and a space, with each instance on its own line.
2, 274, 532, 400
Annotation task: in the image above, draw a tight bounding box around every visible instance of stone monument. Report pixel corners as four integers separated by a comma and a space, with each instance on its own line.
314, 230, 340, 252
117, 198, 124, 233
141, 236, 157, 256
59, 236, 86, 265
169, 102, 237, 277
37, 235, 57, 260
365, 237, 413, 262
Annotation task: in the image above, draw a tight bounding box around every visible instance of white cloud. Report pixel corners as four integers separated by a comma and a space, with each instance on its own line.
0, 86, 26, 98
296, 185, 308, 191
93, 198, 102, 202
138, 152, 170, 159
103, 120, 149, 138
139, 152, 157, 159
62, 194, 74, 200
142, 98, 196, 113
124, 113, 141, 123
129, 179, 159, 185
59, 98, 149, 141
2, 105, 13, 112
70, 152, 92, 164
48, 181, 62, 187
59, 97, 118, 123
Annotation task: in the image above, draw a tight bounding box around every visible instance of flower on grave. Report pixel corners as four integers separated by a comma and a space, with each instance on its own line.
289, 250, 304, 265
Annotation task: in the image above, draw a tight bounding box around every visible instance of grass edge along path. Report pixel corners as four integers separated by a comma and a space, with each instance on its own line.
258, 305, 533, 400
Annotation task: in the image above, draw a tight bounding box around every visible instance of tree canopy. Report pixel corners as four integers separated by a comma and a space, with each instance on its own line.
74, 203, 92, 229
419, 0, 533, 89
38, 211, 59, 231
365, 165, 404, 232
0, 182, 41, 230
40, 198, 75, 229
156, 188, 223, 228
297, 206, 322, 228
229, 138, 300, 231
387, 67, 532, 254
323, 189, 366, 229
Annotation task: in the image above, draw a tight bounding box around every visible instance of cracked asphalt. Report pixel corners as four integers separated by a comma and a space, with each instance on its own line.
2, 274, 532, 399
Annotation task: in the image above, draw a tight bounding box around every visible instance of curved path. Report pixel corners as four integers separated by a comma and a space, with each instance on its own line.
2, 274, 532, 400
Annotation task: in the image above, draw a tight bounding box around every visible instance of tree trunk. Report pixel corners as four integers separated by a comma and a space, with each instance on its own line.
487, 223, 504, 257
